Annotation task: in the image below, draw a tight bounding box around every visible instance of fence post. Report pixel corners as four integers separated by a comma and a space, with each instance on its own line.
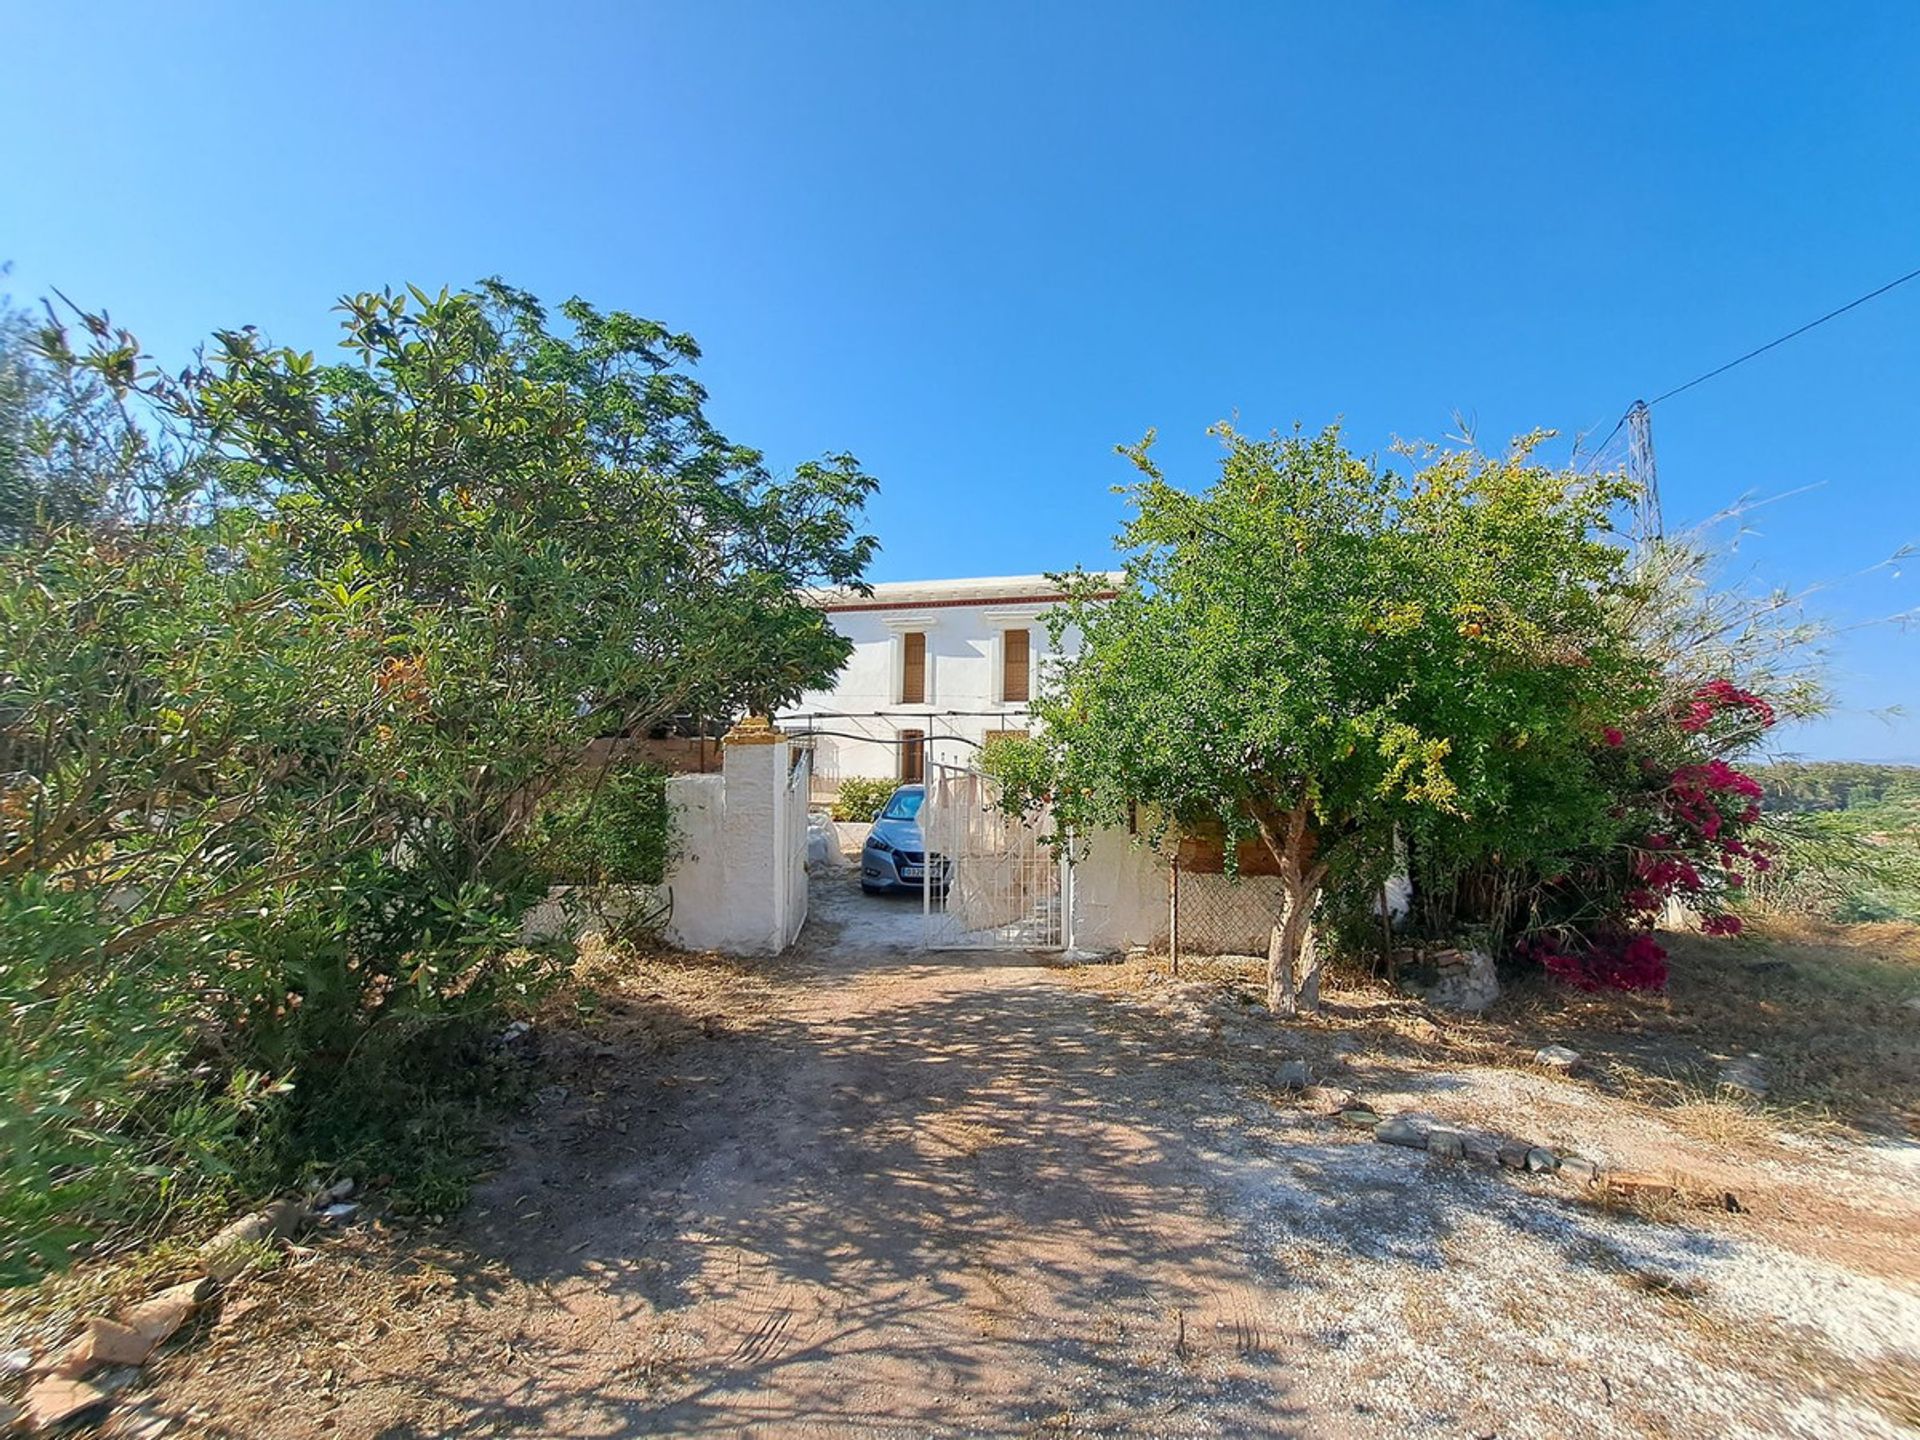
1168, 854, 1180, 978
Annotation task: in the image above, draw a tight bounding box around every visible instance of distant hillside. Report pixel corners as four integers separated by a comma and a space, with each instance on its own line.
1748, 762, 1920, 924
1753, 761, 1920, 814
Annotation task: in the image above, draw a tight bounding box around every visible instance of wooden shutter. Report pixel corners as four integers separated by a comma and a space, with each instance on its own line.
899, 728, 925, 782
901, 632, 926, 704
1002, 628, 1030, 702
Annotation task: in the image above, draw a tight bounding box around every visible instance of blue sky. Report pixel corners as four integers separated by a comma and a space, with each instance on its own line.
5, 2, 1916, 759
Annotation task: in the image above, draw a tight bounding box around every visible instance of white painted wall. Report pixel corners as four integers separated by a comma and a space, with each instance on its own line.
1069, 830, 1296, 957
1069, 830, 1169, 952
660, 738, 810, 955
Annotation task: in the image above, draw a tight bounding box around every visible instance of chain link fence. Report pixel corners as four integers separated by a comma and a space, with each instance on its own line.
1167, 864, 1294, 961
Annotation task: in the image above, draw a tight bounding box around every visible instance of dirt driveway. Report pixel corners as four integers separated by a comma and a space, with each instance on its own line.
145, 873, 1920, 1438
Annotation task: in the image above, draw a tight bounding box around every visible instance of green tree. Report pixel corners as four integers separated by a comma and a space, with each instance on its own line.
1039, 424, 1649, 1014
2, 280, 879, 1276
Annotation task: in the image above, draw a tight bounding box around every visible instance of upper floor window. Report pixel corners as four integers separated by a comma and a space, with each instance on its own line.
901, 631, 927, 704
1002, 627, 1030, 703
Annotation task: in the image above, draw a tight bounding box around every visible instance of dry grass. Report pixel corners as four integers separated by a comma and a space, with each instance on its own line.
541, 934, 805, 1035
1066, 916, 1920, 1135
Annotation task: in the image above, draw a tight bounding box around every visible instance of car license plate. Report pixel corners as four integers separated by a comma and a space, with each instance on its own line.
900, 865, 925, 880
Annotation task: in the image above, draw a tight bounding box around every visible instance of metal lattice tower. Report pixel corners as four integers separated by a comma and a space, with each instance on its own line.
1625, 399, 1662, 541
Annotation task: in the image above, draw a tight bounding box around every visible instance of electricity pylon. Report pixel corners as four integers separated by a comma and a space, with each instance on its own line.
1626, 399, 1662, 541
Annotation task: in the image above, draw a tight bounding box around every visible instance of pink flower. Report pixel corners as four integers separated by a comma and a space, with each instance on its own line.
1603, 727, 1625, 747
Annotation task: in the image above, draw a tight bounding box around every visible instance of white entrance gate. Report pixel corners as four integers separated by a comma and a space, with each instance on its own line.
920, 761, 1070, 951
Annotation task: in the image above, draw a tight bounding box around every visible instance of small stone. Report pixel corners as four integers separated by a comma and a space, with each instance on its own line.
1275, 1060, 1310, 1091
317, 1202, 361, 1227
1557, 1154, 1601, 1185
1338, 1106, 1380, 1128
123, 1280, 210, 1352
1717, 1055, 1768, 1099
1, 1347, 32, 1375
1497, 1140, 1533, 1170
59, 1318, 150, 1374
24, 1375, 112, 1430
1375, 1114, 1434, 1148
1303, 1085, 1356, 1113
1534, 1044, 1581, 1070
1525, 1147, 1559, 1174
325, 1177, 356, 1202
1463, 1134, 1503, 1166
1426, 1127, 1467, 1159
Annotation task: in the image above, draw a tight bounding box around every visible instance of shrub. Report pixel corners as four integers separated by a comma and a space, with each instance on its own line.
979, 731, 1052, 819
832, 776, 898, 822
522, 764, 675, 889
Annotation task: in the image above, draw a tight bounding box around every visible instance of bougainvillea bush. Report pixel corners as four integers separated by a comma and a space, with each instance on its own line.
1402, 499, 1825, 996
1513, 667, 1790, 991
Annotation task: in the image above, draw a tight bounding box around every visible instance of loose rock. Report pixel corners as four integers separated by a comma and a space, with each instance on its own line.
1420, 948, 1501, 1014
1534, 1044, 1581, 1070
1425, 1127, 1467, 1159
1302, 1085, 1356, 1113
1717, 1055, 1768, 1099
1464, 1134, 1504, 1167
1525, 1147, 1559, 1174
1337, 1106, 1379, 1128
1375, 1114, 1434, 1148
24, 1375, 112, 1431
124, 1280, 210, 1351
201, 1198, 306, 1281
1558, 1154, 1601, 1185
58, 1319, 149, 1375
1497, 1140, 1533, 1170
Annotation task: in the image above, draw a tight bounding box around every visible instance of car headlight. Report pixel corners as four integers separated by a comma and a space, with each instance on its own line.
868, 835, 893, 854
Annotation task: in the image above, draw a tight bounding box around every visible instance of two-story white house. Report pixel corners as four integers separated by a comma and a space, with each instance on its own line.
778, 572, 1121, 789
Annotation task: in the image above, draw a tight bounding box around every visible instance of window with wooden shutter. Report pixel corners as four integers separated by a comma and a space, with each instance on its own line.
1002, 627, 1030, 703
898, 728, 925, 782
901, 632, 926, 704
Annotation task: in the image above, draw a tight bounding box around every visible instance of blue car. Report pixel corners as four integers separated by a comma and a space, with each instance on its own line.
860, 784, 953, 895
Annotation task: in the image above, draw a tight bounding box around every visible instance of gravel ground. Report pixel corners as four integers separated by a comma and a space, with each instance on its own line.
123, 872, 1920, 1438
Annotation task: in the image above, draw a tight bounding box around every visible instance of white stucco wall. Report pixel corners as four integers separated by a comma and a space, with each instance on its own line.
1069, 830, 1169, 952
1069, 830, 1300, 957
660, 740, 810, 955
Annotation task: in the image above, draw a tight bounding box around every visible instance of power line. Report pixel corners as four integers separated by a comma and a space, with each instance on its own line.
1584, 261, 1920, 471
1646, 262, 1920, 407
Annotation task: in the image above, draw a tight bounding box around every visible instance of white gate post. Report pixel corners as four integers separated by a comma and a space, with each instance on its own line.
720, 714, 796, 955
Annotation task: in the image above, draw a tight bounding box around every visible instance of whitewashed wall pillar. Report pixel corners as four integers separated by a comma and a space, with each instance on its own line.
662, 716, 803, 956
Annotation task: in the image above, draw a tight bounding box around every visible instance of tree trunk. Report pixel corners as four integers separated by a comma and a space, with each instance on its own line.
1267, 920, 1297, 1016
1266, 877, 1320, 1015
1252, 796, 1330, 1018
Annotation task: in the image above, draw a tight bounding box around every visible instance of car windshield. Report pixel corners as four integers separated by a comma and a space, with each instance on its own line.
880, 789, 924, 821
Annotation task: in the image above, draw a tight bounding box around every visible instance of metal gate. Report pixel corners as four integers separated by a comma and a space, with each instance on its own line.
920, 761, 1070, 951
